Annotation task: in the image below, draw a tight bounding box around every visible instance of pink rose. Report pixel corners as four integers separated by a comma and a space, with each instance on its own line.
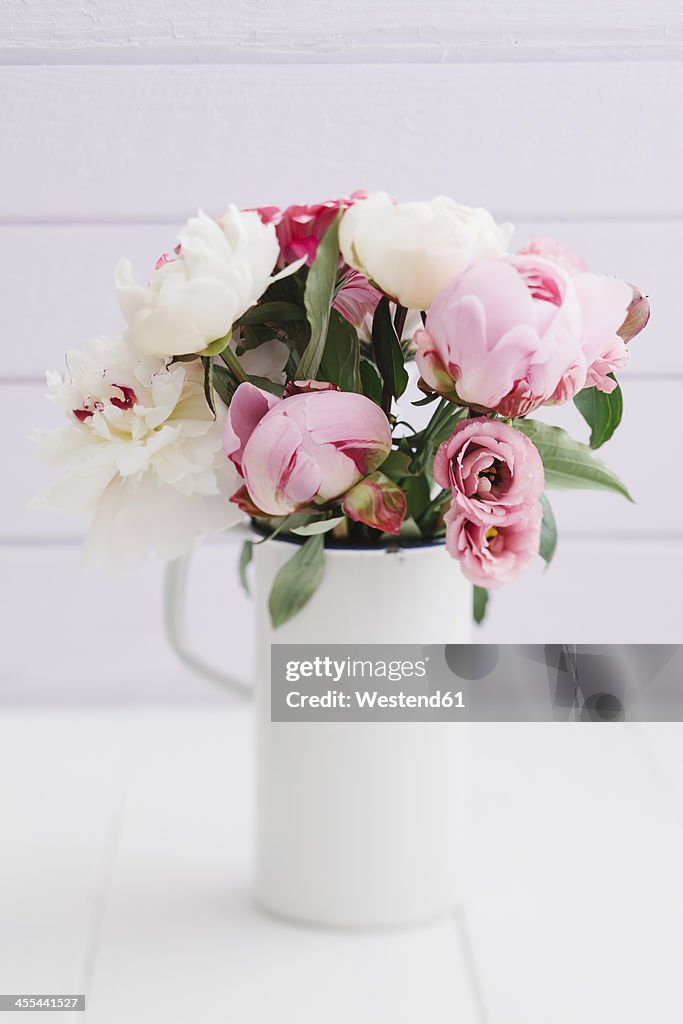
520, 237, 643, 400
434, 419, 544, 526
224, 382, 392, 516
444, 500, 542, 588
253, 192, 367, 268
414, 255, 585, 417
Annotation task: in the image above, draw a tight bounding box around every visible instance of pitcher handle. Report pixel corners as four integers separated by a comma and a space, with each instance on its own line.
163, 545, 253, 699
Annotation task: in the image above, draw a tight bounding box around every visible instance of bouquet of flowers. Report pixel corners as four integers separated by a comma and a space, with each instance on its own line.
33, 192, 649, 625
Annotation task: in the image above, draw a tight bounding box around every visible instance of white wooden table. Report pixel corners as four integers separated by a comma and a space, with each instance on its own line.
1, 708, 682, 1023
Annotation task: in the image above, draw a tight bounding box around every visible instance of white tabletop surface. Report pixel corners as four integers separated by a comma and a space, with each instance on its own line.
1, 708, 682, 1023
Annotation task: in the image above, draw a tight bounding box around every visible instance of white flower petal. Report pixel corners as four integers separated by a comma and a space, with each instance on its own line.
33, 334, 242, 566
119, 208, 282, 358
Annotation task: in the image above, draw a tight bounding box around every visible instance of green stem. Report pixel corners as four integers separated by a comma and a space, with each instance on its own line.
393, 303, 408, 340
380, 382, 393, 418
219, 345, 249, 385
424, 399, 453, 439
416, 488, 451, 536
413, 399, 458, 447
408, 401, 465, 474
380, 305, 409, 418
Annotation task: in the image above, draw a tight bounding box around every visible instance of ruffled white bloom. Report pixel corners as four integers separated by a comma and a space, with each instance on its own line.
31, 336, 242, 567
116, 207, 301, 358
339, 192, 512, 311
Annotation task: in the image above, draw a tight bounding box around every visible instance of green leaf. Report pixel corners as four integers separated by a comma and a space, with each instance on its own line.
268, 534, 326, 629
573, 378, 623, 449
238, 540, 253, 595
412, 392, 440, 407
380, 449, 416, 480
243, 375, 284, 397
371, 296, 409, 400
211, 362, 236, 407
263, 512, 322, 536
170, 353, 200, 364
514, 419, 632, 501
290, 515, 345, 536
473, 586, 489, 625
319, 309, 361, 391
295, 214, 342, 381
201, 356, 216, 417
240, 301, 306, 326
360, 358, 383, 405
415, 487, 451, 537
430, 407, 468, 446
200, 332, 231, 358
539, 493, 557, 566
398, 518, 423, 542
403, 473, 431, 522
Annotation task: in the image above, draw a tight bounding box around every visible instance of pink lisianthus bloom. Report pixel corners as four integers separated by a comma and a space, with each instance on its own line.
223, 381, 392, 517
414, 255, 586, 417
520, 237, 646, 399
252, 192, 368, 268
434, 419, 544, 526
444, 500, 543, 588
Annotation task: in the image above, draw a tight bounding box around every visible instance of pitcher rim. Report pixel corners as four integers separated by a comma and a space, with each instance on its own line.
249, 522, 447, 555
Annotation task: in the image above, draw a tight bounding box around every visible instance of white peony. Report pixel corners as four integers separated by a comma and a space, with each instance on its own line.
31, 336, 242, 567
231, 338, 289, 384
339, 192, 513, 311
116, 207, 301, 358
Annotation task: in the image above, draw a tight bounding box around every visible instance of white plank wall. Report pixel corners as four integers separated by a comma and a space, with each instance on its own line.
2, 64, 682, 219
1, 2, 681, 706
2, 9, 683, 1024
2, 1, 681, 63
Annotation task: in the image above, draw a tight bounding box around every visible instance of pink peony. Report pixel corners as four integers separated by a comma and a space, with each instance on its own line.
434, 419, 544, 526
223, 382, 392, 516
444, 500, 542, 588
253, 192, 367, 268
518, 236, 589, 276
251, 194, 382, 329
559, 273, 634, 396
332, 269, 382, 328
414, 247, 640, 415
520, 237, 642, 399
414, 255, 585, 417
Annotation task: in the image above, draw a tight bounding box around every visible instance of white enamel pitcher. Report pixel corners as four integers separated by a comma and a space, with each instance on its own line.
165, 534, 471, 929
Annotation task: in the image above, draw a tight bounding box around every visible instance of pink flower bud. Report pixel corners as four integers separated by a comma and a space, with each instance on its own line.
342, 472, 407, 535
617, 285, 650, 344
224, 383, 392, 517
